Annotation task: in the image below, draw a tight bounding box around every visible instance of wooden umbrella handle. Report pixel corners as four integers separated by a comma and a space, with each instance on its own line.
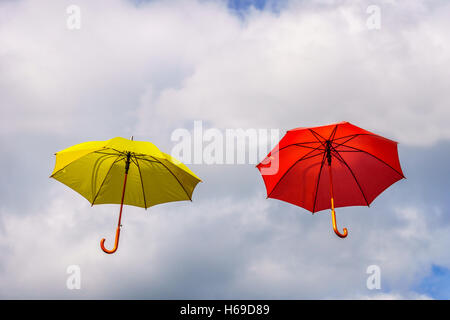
331, 198, 348, 238
100, 153, 131, 254
327, 148, 348, 238
100, 227, 121, 254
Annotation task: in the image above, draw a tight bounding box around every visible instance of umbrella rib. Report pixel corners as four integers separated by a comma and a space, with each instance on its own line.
50, 148, 107, 178
290, 141, 323, 145
90, 154, 119, 200
91, 155, 125, 205
131, 155, 148, 209
312, 151, 328, 213
308, 129, 327, 149
332, 133, 359, 141
93, 151, 123, 156
141, 156, 193, 201
333, 144, 405, 178
109, 148, 127, 156
265, 126, 338, 160
291, 144, 325, 151
331, 135, 360, 149
309, 128, 327, 141
329, 124, 339, 141
332, 133, 377, 143
311, 125, 337, 213
264, 143, 324, 158
330, 147, 370, 207
264, 126, 337, 166
132, 156, 159, 163
267, 145, 325, 198
288, 134, 374, 145
331, 134, 380, 150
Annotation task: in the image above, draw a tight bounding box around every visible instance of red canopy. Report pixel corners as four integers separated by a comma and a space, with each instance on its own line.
257, 122, 405, 237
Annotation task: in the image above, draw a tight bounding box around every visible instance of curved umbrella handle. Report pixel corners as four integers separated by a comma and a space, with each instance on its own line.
331, 206, 348, 238
327, 157, 348, 238
100, 160, 129, 254
100, 227, 121, 254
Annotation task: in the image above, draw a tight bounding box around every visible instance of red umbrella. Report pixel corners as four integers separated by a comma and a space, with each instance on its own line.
256, 121, 405, 238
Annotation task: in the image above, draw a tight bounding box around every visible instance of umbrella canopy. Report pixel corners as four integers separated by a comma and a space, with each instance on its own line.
51, 136, 201, 253
256, 122, 405, 238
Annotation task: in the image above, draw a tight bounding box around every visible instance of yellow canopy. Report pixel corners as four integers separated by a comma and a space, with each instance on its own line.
51, 137, 201, 208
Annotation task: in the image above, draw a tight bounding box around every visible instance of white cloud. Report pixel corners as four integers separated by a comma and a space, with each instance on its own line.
1, 0, 450, 299
2, 0, 450, 145
1, 181, 448, 299
136, 0, 450, 146
355, 292, 432, 300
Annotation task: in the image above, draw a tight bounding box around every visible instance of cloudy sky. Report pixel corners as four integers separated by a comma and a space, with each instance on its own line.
1, 0, 450, 299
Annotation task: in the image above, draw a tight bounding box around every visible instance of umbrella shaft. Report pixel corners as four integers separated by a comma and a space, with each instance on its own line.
117, 172, 128, 228
117, 153, 131, 228
326, 141, 335, 211
325, 141, 332, 166
328, 162, 334, 206
328, 161, 348, 238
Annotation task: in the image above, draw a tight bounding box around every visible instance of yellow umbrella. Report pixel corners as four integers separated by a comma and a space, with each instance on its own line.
50, 136, 201, 254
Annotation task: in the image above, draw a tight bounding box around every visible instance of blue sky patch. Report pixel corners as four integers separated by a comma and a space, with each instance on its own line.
417, 265, 450, 299
227, 0, 268, 10
227, 0, 287, 14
